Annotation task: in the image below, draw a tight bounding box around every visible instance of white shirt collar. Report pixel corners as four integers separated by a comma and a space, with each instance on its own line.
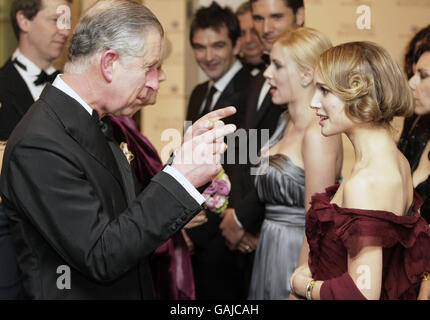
12, 49, 56, 76
213, 59, 243, 93
52, 74, 94, 115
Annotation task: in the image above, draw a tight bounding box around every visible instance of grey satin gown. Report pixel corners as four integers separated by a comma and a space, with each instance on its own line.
248, 112, 306, 300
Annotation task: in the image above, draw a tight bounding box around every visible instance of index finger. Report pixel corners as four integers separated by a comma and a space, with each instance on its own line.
198, 106, 237, 127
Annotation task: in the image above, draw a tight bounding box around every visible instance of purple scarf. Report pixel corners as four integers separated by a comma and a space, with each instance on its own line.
109, 115, 195, 300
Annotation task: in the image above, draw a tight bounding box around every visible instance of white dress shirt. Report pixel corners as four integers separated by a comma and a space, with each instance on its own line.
199, 60, 243, 115
52, 74, 206, 205
257, 79, 271, 112
12, 49, 57, 101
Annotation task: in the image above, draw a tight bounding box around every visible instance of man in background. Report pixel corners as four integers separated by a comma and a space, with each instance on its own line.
0, 0, 71, 140
185, 1, 253, 299
0, 0, 71, 299
235, 1, 265, 76
219, 0, 305, 271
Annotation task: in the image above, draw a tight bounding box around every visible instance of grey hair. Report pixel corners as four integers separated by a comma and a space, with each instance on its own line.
65, 0, 164, 73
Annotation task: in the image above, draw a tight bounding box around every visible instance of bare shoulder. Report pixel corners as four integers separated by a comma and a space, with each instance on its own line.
343, 166, 406, 215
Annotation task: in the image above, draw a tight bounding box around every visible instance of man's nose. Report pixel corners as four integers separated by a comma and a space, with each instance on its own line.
244, 31, 252, 44
205, 48, 214, 61
146, 67, 160, 91
263, 19, 272, 34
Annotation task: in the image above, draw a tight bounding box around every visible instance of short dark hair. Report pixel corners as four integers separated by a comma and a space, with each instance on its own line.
249, 0, 304, 15
190, 1, 240, 47
404, 25, 430, 78
11, 0, 72, 40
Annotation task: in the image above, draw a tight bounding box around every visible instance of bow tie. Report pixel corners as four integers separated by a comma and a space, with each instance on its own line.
92, 110, 114, 141
261, 53, 270, 67
34, 70, 60, 86
13, 58, 59, 86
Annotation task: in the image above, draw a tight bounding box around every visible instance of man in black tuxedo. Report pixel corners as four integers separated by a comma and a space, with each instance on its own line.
0, 0, 71, 141
219, 0, 305, 270
0, 0, 71, 299
0, 0, 236, 299
184, 2, 253, 299
235, 1, 265, 76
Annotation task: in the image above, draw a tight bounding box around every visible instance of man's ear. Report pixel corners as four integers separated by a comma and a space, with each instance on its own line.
295, 7, 305, 27
16, 11, 31, 34
100, 50, 119, 83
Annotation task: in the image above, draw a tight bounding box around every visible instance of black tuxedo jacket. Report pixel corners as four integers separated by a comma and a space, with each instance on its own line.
185, 67, 251, 245
235, 72, 284, 233
186, 67, 250, 127
185, 67, 254, 299
0, 85, 201, 299
0, 58, 35, 141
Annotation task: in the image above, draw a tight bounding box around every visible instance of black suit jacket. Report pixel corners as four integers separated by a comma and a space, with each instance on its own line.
186, 67, 250, 127
0, 85, 202, 299
185, 67, 254, 299
235, 72, 284, 233
185, 67, 251, 245
0, 58, 34, 141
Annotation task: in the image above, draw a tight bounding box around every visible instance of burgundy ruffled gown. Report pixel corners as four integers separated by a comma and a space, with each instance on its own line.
306, 184, 430, 300
109, 115, 195, 300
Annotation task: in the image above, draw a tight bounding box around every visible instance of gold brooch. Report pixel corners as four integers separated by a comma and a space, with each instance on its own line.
120, 142, 134, 164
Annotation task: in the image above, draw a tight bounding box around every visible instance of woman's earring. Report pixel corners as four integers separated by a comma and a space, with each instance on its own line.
301, 81, 309, 88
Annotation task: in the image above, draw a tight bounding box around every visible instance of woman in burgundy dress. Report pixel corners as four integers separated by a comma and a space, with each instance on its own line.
290, 41, 430, 300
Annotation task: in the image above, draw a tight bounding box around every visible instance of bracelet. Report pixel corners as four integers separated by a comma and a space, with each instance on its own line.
306, 279, 316, 300
422, 272, 430, 281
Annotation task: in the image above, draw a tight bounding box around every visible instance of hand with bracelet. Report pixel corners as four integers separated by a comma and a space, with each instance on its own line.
418, 272, 430, 300
290, 264, 322, 300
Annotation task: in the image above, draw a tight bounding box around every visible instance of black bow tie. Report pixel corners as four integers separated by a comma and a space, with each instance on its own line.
261, 53, 270, 67
92, 110, 113, 141
13, 58, 27, 71
34, 70, 60, 86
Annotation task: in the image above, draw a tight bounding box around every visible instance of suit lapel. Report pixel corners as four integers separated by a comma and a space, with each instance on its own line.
214, 67, 249, 108
1, 59, 34, 116
39, 85, 123, 185
254, 91, 273, 128
187, 82, 208, 122
245, 73, 266, 129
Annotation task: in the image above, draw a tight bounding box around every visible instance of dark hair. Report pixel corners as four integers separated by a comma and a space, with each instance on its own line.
413, 36, 430, 66
404, 25, 430, 79
190, 1, 240, 47
11, 0, 72, 40
249, 0, 304, 15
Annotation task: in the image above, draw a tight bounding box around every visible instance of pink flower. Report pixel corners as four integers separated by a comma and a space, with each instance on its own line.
214, 179, 230, 196
203, 182, 218, 195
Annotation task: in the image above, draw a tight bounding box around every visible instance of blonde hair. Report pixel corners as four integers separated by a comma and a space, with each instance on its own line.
276, 27, 333, 71
317, 41, 414, 125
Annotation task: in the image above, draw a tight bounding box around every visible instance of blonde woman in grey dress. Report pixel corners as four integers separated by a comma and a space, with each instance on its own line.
248, 28, 343, 300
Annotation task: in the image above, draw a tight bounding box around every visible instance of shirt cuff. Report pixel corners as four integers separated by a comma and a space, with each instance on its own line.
163, 165, 206, 205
